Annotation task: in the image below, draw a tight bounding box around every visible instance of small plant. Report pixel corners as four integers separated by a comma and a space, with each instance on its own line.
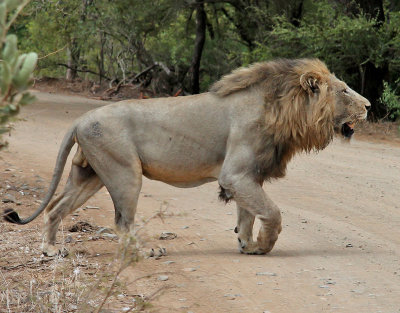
0, 0, 37, 148
380, 80, 400, 121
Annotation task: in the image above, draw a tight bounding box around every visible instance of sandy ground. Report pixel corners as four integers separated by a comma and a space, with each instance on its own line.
1, 91, 400, 313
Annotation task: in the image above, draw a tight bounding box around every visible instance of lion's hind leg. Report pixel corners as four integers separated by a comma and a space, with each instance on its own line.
81, 149, 151, 260
79, 147, 143, 237
101, 162, 142, 237
42, 162, 103, 256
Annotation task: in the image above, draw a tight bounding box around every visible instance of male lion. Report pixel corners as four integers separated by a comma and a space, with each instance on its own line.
4, 58, 370, 256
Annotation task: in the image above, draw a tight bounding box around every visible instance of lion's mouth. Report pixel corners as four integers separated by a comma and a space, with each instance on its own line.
341, 122, 355, 138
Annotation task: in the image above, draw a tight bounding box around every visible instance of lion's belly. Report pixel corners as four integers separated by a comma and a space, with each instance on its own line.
141, 163, 221, 187
138, 137, 224, 187
138, 136, 223, 185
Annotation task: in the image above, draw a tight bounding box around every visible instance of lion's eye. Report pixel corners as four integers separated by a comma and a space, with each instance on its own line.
342, 89, 349, 94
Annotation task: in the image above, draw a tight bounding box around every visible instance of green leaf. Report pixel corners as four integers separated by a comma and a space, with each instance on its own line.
8, 104, 17, 111
2, 34, 18, 62
18, 92, 36, 106
13, 53, 26, 72
0, 3, 7, 28
0, 61, 12, 95
12, 52, 38, 89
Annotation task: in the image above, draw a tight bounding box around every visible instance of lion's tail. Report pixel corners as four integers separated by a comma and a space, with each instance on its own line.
3, 126, 76, 225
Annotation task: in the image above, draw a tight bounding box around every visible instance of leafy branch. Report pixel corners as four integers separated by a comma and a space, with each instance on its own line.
0, 0, 37, 147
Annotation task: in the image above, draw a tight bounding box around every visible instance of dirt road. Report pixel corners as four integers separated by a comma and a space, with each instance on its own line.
1, 91, 400, 313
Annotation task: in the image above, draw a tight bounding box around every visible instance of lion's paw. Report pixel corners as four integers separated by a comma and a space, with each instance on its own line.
42, 244, 69, 258
238, 237, 274, 255
237, 238, 266, 255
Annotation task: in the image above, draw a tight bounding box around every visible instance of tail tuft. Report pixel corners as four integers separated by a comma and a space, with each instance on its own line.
3, 209, 23, 224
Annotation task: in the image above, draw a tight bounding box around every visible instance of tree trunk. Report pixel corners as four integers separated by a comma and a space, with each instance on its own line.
190, 0, 206, 94
353, 0, 388, 119
65, 39, 80, 80
220, 6, 256, 51
99, 31, 106, 83
361, 62, 389, 120
66, 47, 73, 80
290, 0, 304, 27
65, 0, 93, 80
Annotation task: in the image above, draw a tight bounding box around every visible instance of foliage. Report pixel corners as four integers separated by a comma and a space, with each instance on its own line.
17, 0, 247, 93
0, 0, 37, 148
247, 1, 397, 88
380, 80, 400, 120
7, 0, 400, 118
242, 0, 400, 119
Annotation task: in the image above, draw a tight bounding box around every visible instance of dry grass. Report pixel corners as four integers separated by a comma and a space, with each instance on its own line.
0, 222, 148, 312
0, 167, 171, 312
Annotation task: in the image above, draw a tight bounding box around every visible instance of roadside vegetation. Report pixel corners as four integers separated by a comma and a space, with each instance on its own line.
0, 0, 37, 148
5, 0, 400, 121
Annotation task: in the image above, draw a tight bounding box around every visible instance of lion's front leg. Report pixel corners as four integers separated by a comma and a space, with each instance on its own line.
239, 190, 282, 254
255, 213, 282, 254
221, 177, 282, 255
235, 206, 257, 253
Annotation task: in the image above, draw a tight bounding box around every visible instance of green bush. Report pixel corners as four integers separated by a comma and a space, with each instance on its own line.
0, 0, 37, 147
245, 1, 400, 119
247, 1, 383, 83
380, 80, 400, 120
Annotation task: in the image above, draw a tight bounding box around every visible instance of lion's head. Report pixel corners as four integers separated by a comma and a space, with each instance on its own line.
328, 75, 370, 138
295, 59, 370, 143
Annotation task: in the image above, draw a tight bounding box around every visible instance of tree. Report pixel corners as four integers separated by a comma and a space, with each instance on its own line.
246, 0, 400, 120
10, 0, 400, 119
189, 0, 206, 94
352, 0, 388, 119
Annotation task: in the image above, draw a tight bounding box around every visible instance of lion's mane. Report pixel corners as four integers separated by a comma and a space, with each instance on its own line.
210, 58, 335, 182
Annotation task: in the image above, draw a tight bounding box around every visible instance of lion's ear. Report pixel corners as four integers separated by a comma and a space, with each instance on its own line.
300, 73, 320, 94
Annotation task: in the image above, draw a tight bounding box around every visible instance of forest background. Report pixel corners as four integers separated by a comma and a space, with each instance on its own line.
9, 0, 400, 120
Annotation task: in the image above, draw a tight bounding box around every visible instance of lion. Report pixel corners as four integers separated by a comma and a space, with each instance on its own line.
3, 58, 370, 256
